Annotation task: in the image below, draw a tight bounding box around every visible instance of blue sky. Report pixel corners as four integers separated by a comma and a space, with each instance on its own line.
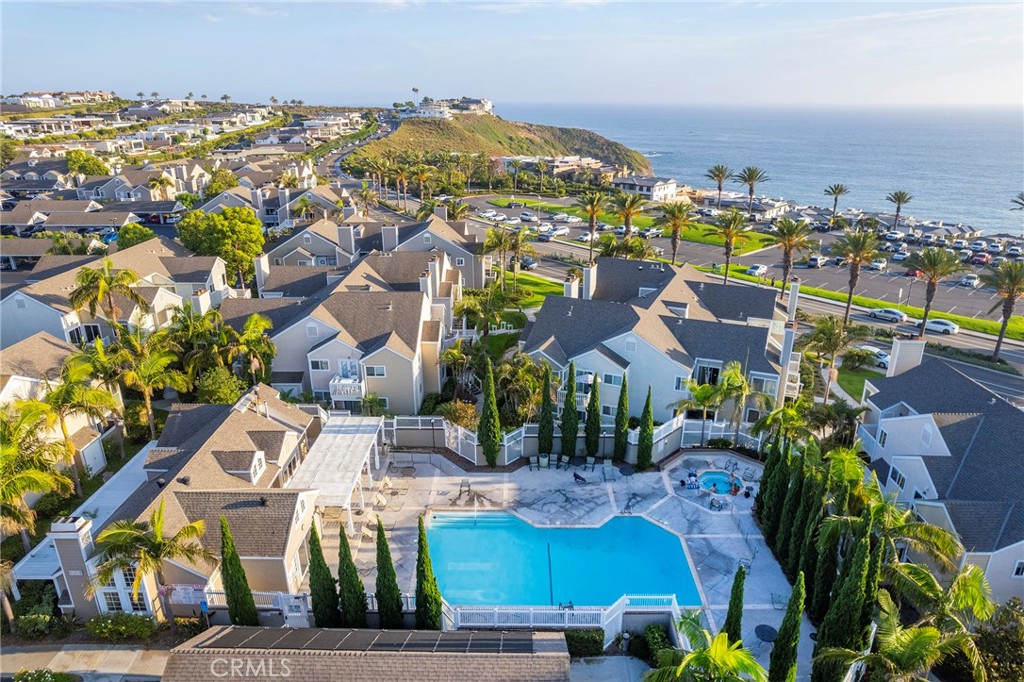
3, 1, 1021, 108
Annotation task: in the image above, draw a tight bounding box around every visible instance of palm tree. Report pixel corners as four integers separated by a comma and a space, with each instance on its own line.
734, 166, 769, 215
832, 230, 880, 324
770, 218, 813, 296
1, 561, 16, 634
454, 284, 507, 341
718, 361, 770, 447
646, 612, 768, 682
277, 172, 300, 189
824, 183, 849, 227
576, 191, 607, 264
802, 315, 871, 403
91, 499, 214, 632
220, 94, 231, 103
150, 91, 159, 98
354, 184, 378, 216
393, 165, 410, 211
979, 260, 1024, 362
230, 314, 275, 385
535, 160, 549, 193
412, 164, 433, 200
891, 563, 994, 650
201, 94, 208, 100
1, 407, 73, 551
886, 190, 913, 230
817, 591, 984, 682
704, 165, 733, 208
440, 339, 474, 399
750, 400, 811, 449
17, 357, 118, 497
507, 228, 535, 290
657, 202, 697, 266
448, 200, 469, 222
147, 175, 174, 200
670, 380, 722, 447
612, 193, 646, 240
508, 159, 523, 191
120, 335, 190, 440
705, 209, 751, 285
483, 227, 513, 290
415, 199, 437, 222
68, 258, 148, 338
904, 248, 968, 338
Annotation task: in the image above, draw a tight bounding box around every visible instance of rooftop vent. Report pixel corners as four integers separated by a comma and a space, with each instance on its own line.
567, 305, 573, 318
178, 476, 190, 485
259, 496, 268, 507
156, 477, 166, 488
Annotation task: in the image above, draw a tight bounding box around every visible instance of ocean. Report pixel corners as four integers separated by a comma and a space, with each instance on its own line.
499, 104, 1024, 237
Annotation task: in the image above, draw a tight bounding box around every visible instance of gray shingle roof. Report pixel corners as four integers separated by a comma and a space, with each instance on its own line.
666, 318, 777, 373
172, 489, 303, 556
219, 297, 319, 335
261, 266, 338, 298
0, 332, 75, 381
312, 291, 426, 358
158, 256, 218, 283
521, 296, 639, 361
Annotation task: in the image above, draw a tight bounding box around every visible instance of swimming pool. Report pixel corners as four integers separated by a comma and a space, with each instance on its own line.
426, 512, 701, 607
699, 471, 742, 494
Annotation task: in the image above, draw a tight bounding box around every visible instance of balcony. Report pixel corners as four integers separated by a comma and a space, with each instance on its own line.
329, 375, 365, 400
857, 423, 879, 456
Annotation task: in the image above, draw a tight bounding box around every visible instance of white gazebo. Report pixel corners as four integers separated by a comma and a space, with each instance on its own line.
286, 414, 383, 534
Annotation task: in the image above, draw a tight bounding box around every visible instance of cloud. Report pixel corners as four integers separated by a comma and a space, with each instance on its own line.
239, 4, 288, 17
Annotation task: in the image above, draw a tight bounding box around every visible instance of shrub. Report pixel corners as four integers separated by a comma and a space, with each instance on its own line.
841, 348, 875, 372
15, 613, 56, 639
626, 632, 650, 660
13, 670, 76, 682
419, 392, 444, 415
644, 623, 672, 658
563, 628, 605, 657
706, 437, 733, 449
174, 617, 208, 640
84, 613, 159, 642
196, 367, 246, 404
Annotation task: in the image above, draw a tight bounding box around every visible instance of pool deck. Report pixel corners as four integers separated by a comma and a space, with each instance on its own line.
318, 449, 816, 679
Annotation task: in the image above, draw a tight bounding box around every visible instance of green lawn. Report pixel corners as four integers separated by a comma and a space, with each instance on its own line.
485, 332, 521, 359
508, 272, 564, 308
488, 197, 775, 254
836, 367, 885, 401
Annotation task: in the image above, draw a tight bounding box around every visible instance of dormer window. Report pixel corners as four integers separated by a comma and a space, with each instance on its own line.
250, 451, 266, 482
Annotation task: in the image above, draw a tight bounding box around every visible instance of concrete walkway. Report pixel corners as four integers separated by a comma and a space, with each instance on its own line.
0, 644, 168, 681
571, 656, 650, 681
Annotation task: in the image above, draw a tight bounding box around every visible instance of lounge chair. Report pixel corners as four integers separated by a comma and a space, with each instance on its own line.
748, 469, 763, 483
585, 456, 596, 471
709, 498, 725, 511
743, 467, 756, 480
725, 459, 738, 472
772, 593, 787, 610
574, 472, 587, 485
557, 454, 571, 470
528, 455, 539, 471
737, 557, 753, 571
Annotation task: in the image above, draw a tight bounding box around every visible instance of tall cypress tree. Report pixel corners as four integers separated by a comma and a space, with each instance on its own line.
585, 375, 602, 458
811, 518, 872, 682
538, 364, 554, 455
798, 483, 827, 609
768, 572, 805, 682
219, 517, 259, 626
754, 438, 782, 524
636, 387, 654, 471
308, 525, 341, 627
810, 525, 840, 624
375, 516, 404, 628
774, 457, 806, 565
415, 516, 443, 629
859, 537, 883, 648
338, 525, 368, 627
560, 361, 579, 458
478, 357, 501, 467
613, 375, 629, 462
788, 471, 825, 582
722, 564, 746, 644
762, 443, 793, 548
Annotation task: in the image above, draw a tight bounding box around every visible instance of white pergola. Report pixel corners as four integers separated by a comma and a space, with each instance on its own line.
286, 415, 383, 534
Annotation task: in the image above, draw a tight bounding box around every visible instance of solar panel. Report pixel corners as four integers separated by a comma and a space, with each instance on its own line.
469, 632, 504, 653
500, 632, 535, 654
267, 629, 324, 649
198, 627, 540, 655
403, 631, 442, 652
200, 627, 267, 649
241, 629, 291, 649
333, 629, 381, 651
432, 631, 474, 653
369, 630, 411, 651
314, 629, 358, 650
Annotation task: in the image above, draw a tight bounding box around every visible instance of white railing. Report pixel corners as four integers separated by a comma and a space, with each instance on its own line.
367, 593, 416, 612
627, 412, 687, 445
857, 424, 879, 456
203, 589, 284, 609
329, 374, 365, 400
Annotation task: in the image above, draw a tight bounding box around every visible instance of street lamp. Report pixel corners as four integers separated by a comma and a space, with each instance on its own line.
431, 419, 438, 449
601, 430, 608, 460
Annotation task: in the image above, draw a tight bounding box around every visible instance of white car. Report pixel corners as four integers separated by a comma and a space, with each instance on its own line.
536, 222, 553, 233
520, 212, 538, 222
853, 345, 891, 369
916, 318, 960, 335
492, 213, 507, 221
745, 264, 768, 277
892, 251, 910, 261
550, 225, 570, 237
1007, 245, 1023, 257
503, 217, 521, 225
868, 308, 908, 323
552, 213, 569, 221
565, 216, 583, 224
970, 240, 988, 252
883, 231, 905, 241
478, 209, 496, 218
952, 239, 968, 249
959, 274, 980, 288
576, 232, 594, 243
866, 259, 888, 271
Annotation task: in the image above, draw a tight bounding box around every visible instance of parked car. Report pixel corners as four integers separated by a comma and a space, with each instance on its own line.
920, 234, 937, 245
550, 225, 570, 237
916, 319, 960, 335
892, 251, 911, 261
507, 201, 523, 208
504, 217, 521, 225
958, 249, 973, 262
904, 268, 924, 278
970, 240, 988, 252
853, 345, 891, 370
478, 209, 496, 218
520, 212, 538, 222
952, 239, 968, 249
869, 308, 908, 323
865, 259, 888, 271
987, 242, 1003, 254
552, 213, 569, 221
807, 255, 828, 268
536, 222, 553, 233
884, 231, 905, 241
833, 256, 848, 266
639, 227, 661, 239
935, 237, 950, 247
101, 231, 118, 245
1007, 245, 1023, 257
596, 222, 612, 231
959, 274, 981, 288
746, 264, 768, 277
576, 232, 594, 243
970, 252, 992, 265
519, 256, 538, 271
492, 213, 507, 222
565, 216, 583, 224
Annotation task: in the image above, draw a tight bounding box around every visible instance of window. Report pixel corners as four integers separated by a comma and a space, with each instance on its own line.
674, 377, 687, 392
750, 376, 778, 396
423, 234, 432, 244
303, 234, 311, 244
102, 592, 124, 612
602, 373, 622, 387
365, 365, 386, 377
1014, 561, 1024, 578
312, 390, 330, 402
309, 359, 329, 371
878, 429, 888, 447
305, 323, 319, 338
889, 465, 906, 490
921, 425, 932, 448
15, 297, 25, 309
274, 258, 283, 266
745, 407, 762, 424
624, 337, 637, 354
602, 405, 614, 417
696, 364, 721, 386
455, 257, 465, 267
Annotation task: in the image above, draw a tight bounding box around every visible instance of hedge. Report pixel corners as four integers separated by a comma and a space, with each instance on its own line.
84, 613, 159, 642
563, 628, 605, 657
645, 623, 673, 659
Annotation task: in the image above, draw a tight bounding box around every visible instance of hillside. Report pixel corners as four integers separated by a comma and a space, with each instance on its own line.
354, 114, 652, 174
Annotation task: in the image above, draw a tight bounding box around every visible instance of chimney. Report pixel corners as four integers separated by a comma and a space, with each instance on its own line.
279, 188, 291, 224
433, 205, 448, 221
382, 224, 399, 252
251, 187, 263, 210
419, 270, 432, 298
425, 255, 439, 291
786, 277, 800, 324
255, 254, 270, 296
49, 517, 100, 619
776, 327, 796, 408
563, 273, 579, 299
581, 262, 597, 300
887, 339, 925, 377
338, 224, 356, 256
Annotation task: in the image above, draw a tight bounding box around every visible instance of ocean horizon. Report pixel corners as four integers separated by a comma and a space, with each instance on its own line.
498, 103, 1024, 238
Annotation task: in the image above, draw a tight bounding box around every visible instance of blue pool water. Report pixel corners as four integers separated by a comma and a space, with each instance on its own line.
426, 512, 701, 607
699, 471, 741, 494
